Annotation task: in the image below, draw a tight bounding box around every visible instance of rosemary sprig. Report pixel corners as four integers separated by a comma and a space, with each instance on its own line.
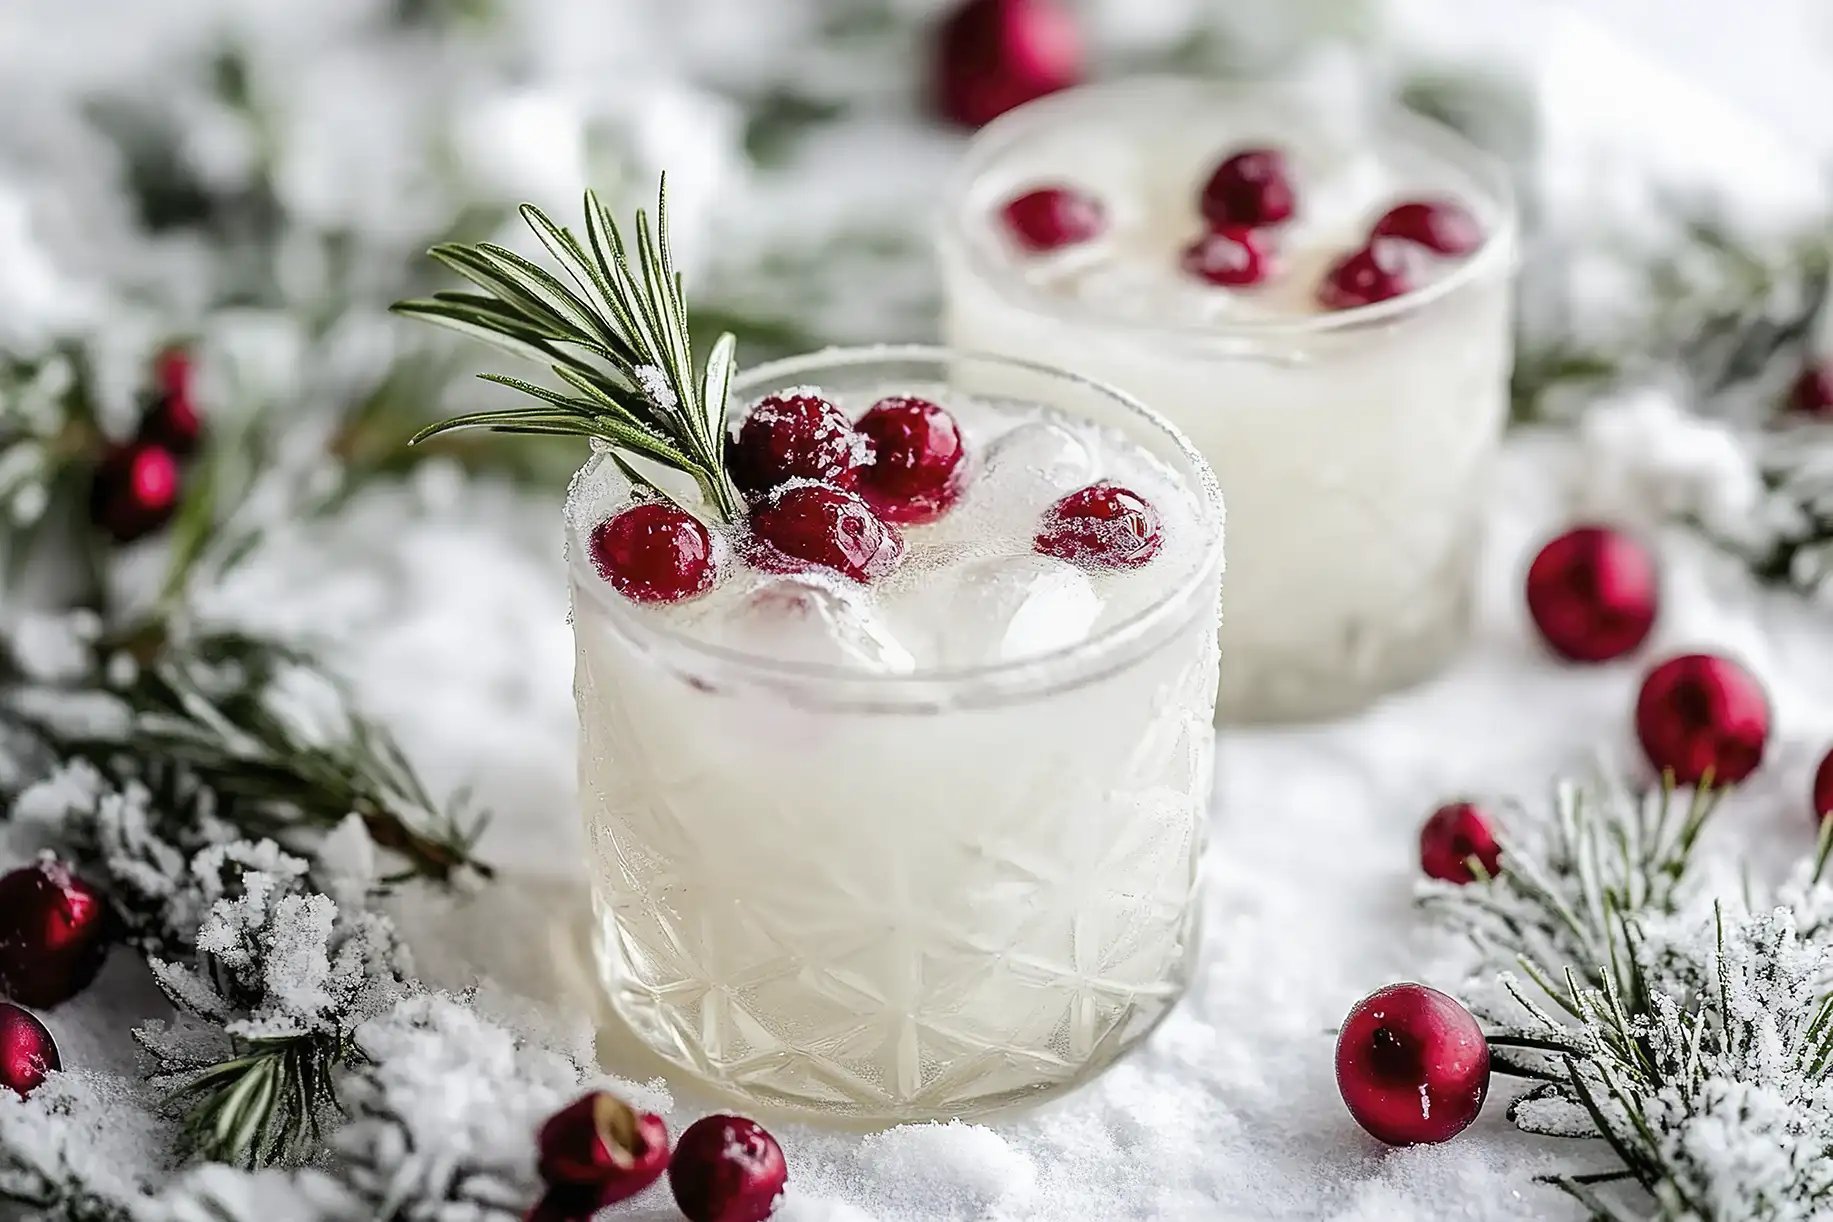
393, 180, 743, 519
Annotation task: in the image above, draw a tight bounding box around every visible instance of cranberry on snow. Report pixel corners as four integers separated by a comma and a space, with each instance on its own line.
535, 1091, 670, 1208
1418, 802, 1502, 884
932, 0, 1082, 129
0, 1003, 59, 1098
1525, 526, 1659, 663
669, 1114, 787, 1222
1335, 983, 1489, 1146
0, 860, 111, 1008
1634, 653, 1769, 786
89, 443, 180, 543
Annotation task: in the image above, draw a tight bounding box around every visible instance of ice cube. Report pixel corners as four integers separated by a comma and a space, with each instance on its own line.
904, 554, 1102, 666
973, 420, 1099, 520
716, 575, 916, 673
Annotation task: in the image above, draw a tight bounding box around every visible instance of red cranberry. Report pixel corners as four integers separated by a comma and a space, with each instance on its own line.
932, 0, 1082, 129
1336, 983, 1489, 1146
1418, 803, 1502, 884
1035, 482, 1162, 569
1815, 747, 1833, 823
536, 1091, 670, 1207
1000, 186, 1106, 253
748, 484, 904, 582
1180, 225, 1272, 287
0, 861, 110, 1009
1317, 243, 1412, 310
0, 1003, 59, 1097
1789, 364, 1833, 417
854, 397, 967, 524
669, 1115, 787, 1222
1525, 526, 1659, 663
730, 392, 869, 498
1199, 147, 1296, 229
588, 503, 716, 604
89, 443, 180, 543
1635, 653, 1770, 786
138, 346, 203, 456
1370, 199, 1482, 256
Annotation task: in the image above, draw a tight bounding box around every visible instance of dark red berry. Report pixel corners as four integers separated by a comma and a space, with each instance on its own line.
854, 397, 967, 524
1035, 482, 1162, 569
536, 1091, 670, 1207
0, 861, 110, 1009
1370, 200, 1482, 256
1199, 147, 1295, 229
1317, 242, 1411, 310
1418, 803, 1502, 884
138, 347, 203, 456
1525, 526, 1659, 663
1180, 225, 1272, 287
588, 503, 716, 604
669, 1115, 787, 1222
1635, 653, 1769, 786
1336, 984, 1489, 1146
1815, 747, 1833, 824
748, 484, 904, 582
1789, 364, 1833, 417
933, 0, 1082, 129
89, 443, 180, 544
0, 1004, 59, 1098
730, 393, 870, 498
1000, 186, 1106, 253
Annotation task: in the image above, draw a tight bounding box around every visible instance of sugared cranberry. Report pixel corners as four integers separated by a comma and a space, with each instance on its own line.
0, 1004, 59, 1098
1815, 748, 1833, 824
854, 397, 967, 524
89, 443, 180, 543
1525, 526, 1659, 663
1199, 147, 1296, 229
669, 1115, 787, 1222
1180, 225, 1272, 287
730, 392, 870, 498
748, 484, 904, 582
0, 861, 110, 1009
932, 0, 1082, 129
1418, 803, 1502, 884
1789, 364, 1833, 417
588, 503, 716, 604
139, 346, 203, 456
536, 1091, 670, 1208
1035, 482, 1162, 569
1371, 200, 1482, 256
1317, 242, 1412, 310
1635, 653, 1770, 786
1000, 186, 1106, 253
1336, 983, 1489, 1146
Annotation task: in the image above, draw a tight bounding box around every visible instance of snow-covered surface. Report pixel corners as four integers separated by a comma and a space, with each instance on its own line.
5, 0, 1833, 1217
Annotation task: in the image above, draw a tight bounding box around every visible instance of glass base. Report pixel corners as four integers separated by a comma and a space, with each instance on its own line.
593, 902, 1194, 1122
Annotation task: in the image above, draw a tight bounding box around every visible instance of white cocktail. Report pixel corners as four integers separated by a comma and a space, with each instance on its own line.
569, 347, 1224, 1119
940, 78, 1517, 722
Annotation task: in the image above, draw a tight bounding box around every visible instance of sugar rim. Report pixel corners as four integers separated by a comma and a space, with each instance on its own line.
567, 344, 1226, 710
936, 76, 1521, 348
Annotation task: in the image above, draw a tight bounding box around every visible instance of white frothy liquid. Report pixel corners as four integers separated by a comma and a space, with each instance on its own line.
568, 374, 1223, 1119
940, 79, 1516, 721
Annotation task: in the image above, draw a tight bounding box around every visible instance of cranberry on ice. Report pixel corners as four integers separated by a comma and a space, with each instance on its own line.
1199, 147, 1296, 229
1317, 242, 1412, 310
588, 503, 716, 604
1789, 363, 1833, 417
1180, 225, 1272, 287
1525, 526, 1659, 663
669, 1114, 787, 1222
1418, 802, 1502, 884
730, 392, 870, 498
1000, 186, 1106, 253
1336, 983, 1489, 1146
854, 396, 967, 524
1635, 653, 1770, 786
1035, 482, 1162, 569
1371, 199, 1482, 256
932, 0, 1083, 129
748, 484, 905, 582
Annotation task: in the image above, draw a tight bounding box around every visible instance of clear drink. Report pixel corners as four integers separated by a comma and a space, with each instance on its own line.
570, 346, 1224, 1119
939, 78, 1518, 722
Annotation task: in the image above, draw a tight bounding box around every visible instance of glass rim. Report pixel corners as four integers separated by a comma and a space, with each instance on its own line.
568, 343, 1225, 709
937, 75, 1521, 347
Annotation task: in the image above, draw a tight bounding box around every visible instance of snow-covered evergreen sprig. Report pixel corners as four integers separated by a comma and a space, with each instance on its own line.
1423, 775, 1833, 1219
